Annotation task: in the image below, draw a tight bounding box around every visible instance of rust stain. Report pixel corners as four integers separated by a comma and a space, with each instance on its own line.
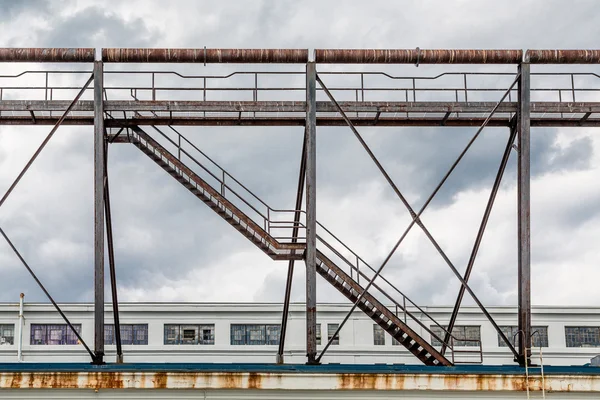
247, 372, 262, 389
219, 373, 243, 389
153, 371, 168, 389
9, 372, 22, 389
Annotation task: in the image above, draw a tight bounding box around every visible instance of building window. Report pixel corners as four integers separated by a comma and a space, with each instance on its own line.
373, 324, 385, 346
0, 324, 14, 345
316, 323, 321, 345
327, 323, 340, 345
230, 324, 280, 345
430, 326, 480, 347
565, 327, 600, 348
30, 324, 81, 345
498, 326, 548, 348
105, 324, 148, 345
164, 324, 214, 345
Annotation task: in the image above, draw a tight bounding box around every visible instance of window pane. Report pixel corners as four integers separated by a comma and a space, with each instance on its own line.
430, 325, 480, 347
231, 324, 246, 345
316, 324, 321, 345
566, 327, 600, 348
246, 325, 265, 345
327, 324, 339, 345
266, 325, 280, 345
164, 325, 180, 345
199, 325, 214, 345
230, 324, 280, 345
373, 324, 385, 346
104, 324, 114, 345
181, 326, 198, 345
133, 325, 149, 345
0, 324, 14, 345
30, 324, 80, 345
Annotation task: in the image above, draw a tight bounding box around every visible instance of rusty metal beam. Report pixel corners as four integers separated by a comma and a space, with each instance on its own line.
4, 116, 600, 127
315, 49, 523, 64
0, 48, 95, 62
527, 49, 600, 64
305, 62, 318, 365
102, 48, 308, 63
517, 59, 532, 367
93, 60, 105, 365
3, 100, 600, 114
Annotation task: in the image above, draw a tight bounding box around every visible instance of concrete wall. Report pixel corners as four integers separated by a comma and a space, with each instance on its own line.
0, 302, 598, 365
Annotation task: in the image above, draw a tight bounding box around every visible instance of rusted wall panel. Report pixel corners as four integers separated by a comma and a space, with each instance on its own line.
102, 48, 309, 63
0, 48, 95, 62
1, 371, 600, 391
314, 49, 523, 64
527, 50, 600, 63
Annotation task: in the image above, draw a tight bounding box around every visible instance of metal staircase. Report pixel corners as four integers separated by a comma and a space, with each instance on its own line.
124, 126, 463, 366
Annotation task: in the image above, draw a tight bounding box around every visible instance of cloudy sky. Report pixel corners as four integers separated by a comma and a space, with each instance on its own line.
0, 0, 599, 312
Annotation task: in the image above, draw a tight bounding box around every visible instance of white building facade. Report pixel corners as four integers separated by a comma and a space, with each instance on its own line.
0, 301, 599, 366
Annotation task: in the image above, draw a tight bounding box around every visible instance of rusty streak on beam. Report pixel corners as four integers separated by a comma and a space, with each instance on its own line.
0, 48, 95, 62
527, 49, 600, 64
1, 370, 600, 391
315, 49, 523, 64
4, 100, 600, 114
102, 48, 309, 63
3, 116, 600, 128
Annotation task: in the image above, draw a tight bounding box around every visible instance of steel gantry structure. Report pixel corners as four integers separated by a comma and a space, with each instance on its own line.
0, 48, 599, 366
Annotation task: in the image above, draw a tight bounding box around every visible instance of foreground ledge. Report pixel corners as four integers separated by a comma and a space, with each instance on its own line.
0, 364, 599, 391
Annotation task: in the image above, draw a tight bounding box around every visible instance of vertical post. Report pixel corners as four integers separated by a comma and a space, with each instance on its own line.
305, 62, 318, 365
93, 60, 105, 365
517, 58, 531, 366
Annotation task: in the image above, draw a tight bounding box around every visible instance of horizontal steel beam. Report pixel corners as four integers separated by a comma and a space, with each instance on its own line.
102, 48, 308, 63
0, 48, 95, 62
315, 49, 523, 64
2, 116, 600, 127
2, 100, 600, 114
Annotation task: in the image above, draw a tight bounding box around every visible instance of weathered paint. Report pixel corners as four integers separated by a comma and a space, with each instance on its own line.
1, 371, 600, 391
527, 49, 600, 63
0, 48, 95, 62
314, 49, 523, 64
102, 48, 308, 63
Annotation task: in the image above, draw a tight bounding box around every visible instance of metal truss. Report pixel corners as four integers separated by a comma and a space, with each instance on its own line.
1, 48, 599, 366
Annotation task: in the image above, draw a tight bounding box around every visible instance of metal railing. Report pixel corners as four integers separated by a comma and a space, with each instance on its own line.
1, 69, 600, 105
127, 126, 307, 243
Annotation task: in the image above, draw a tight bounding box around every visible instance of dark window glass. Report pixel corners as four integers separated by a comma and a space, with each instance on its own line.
430, 326, 480, 347
0, 324, 14, 345
373, 324, 385, 346
105, 324, 148, 345
30, 324, 81, 345
163, 324, 214, 345
327, 323, 340, 345
498, 326, 548, 348
565, 327, 600, 348
316, 323, 321, 345
230, 324, 281, 345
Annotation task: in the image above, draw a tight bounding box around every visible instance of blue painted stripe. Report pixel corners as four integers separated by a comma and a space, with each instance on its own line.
0, 363, 597, 375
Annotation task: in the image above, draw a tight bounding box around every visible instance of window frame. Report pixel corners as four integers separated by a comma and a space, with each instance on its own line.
565, 326, 600, 348
0, 324, 14, 346
497, 326, 549, 348
163, 324, 215, 345
327, 323, 340, 346
373, 324, 385, 346
230, 324, 281, 345
30, 323, 81, 345
430, 325, 481, 347
105, 324, 148, 345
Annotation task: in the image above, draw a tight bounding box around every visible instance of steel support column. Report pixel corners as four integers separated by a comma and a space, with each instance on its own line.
517, 59, 532, 366
93, 60, 105, 365
305, 62, 318, 365
277, 128, 307, 364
